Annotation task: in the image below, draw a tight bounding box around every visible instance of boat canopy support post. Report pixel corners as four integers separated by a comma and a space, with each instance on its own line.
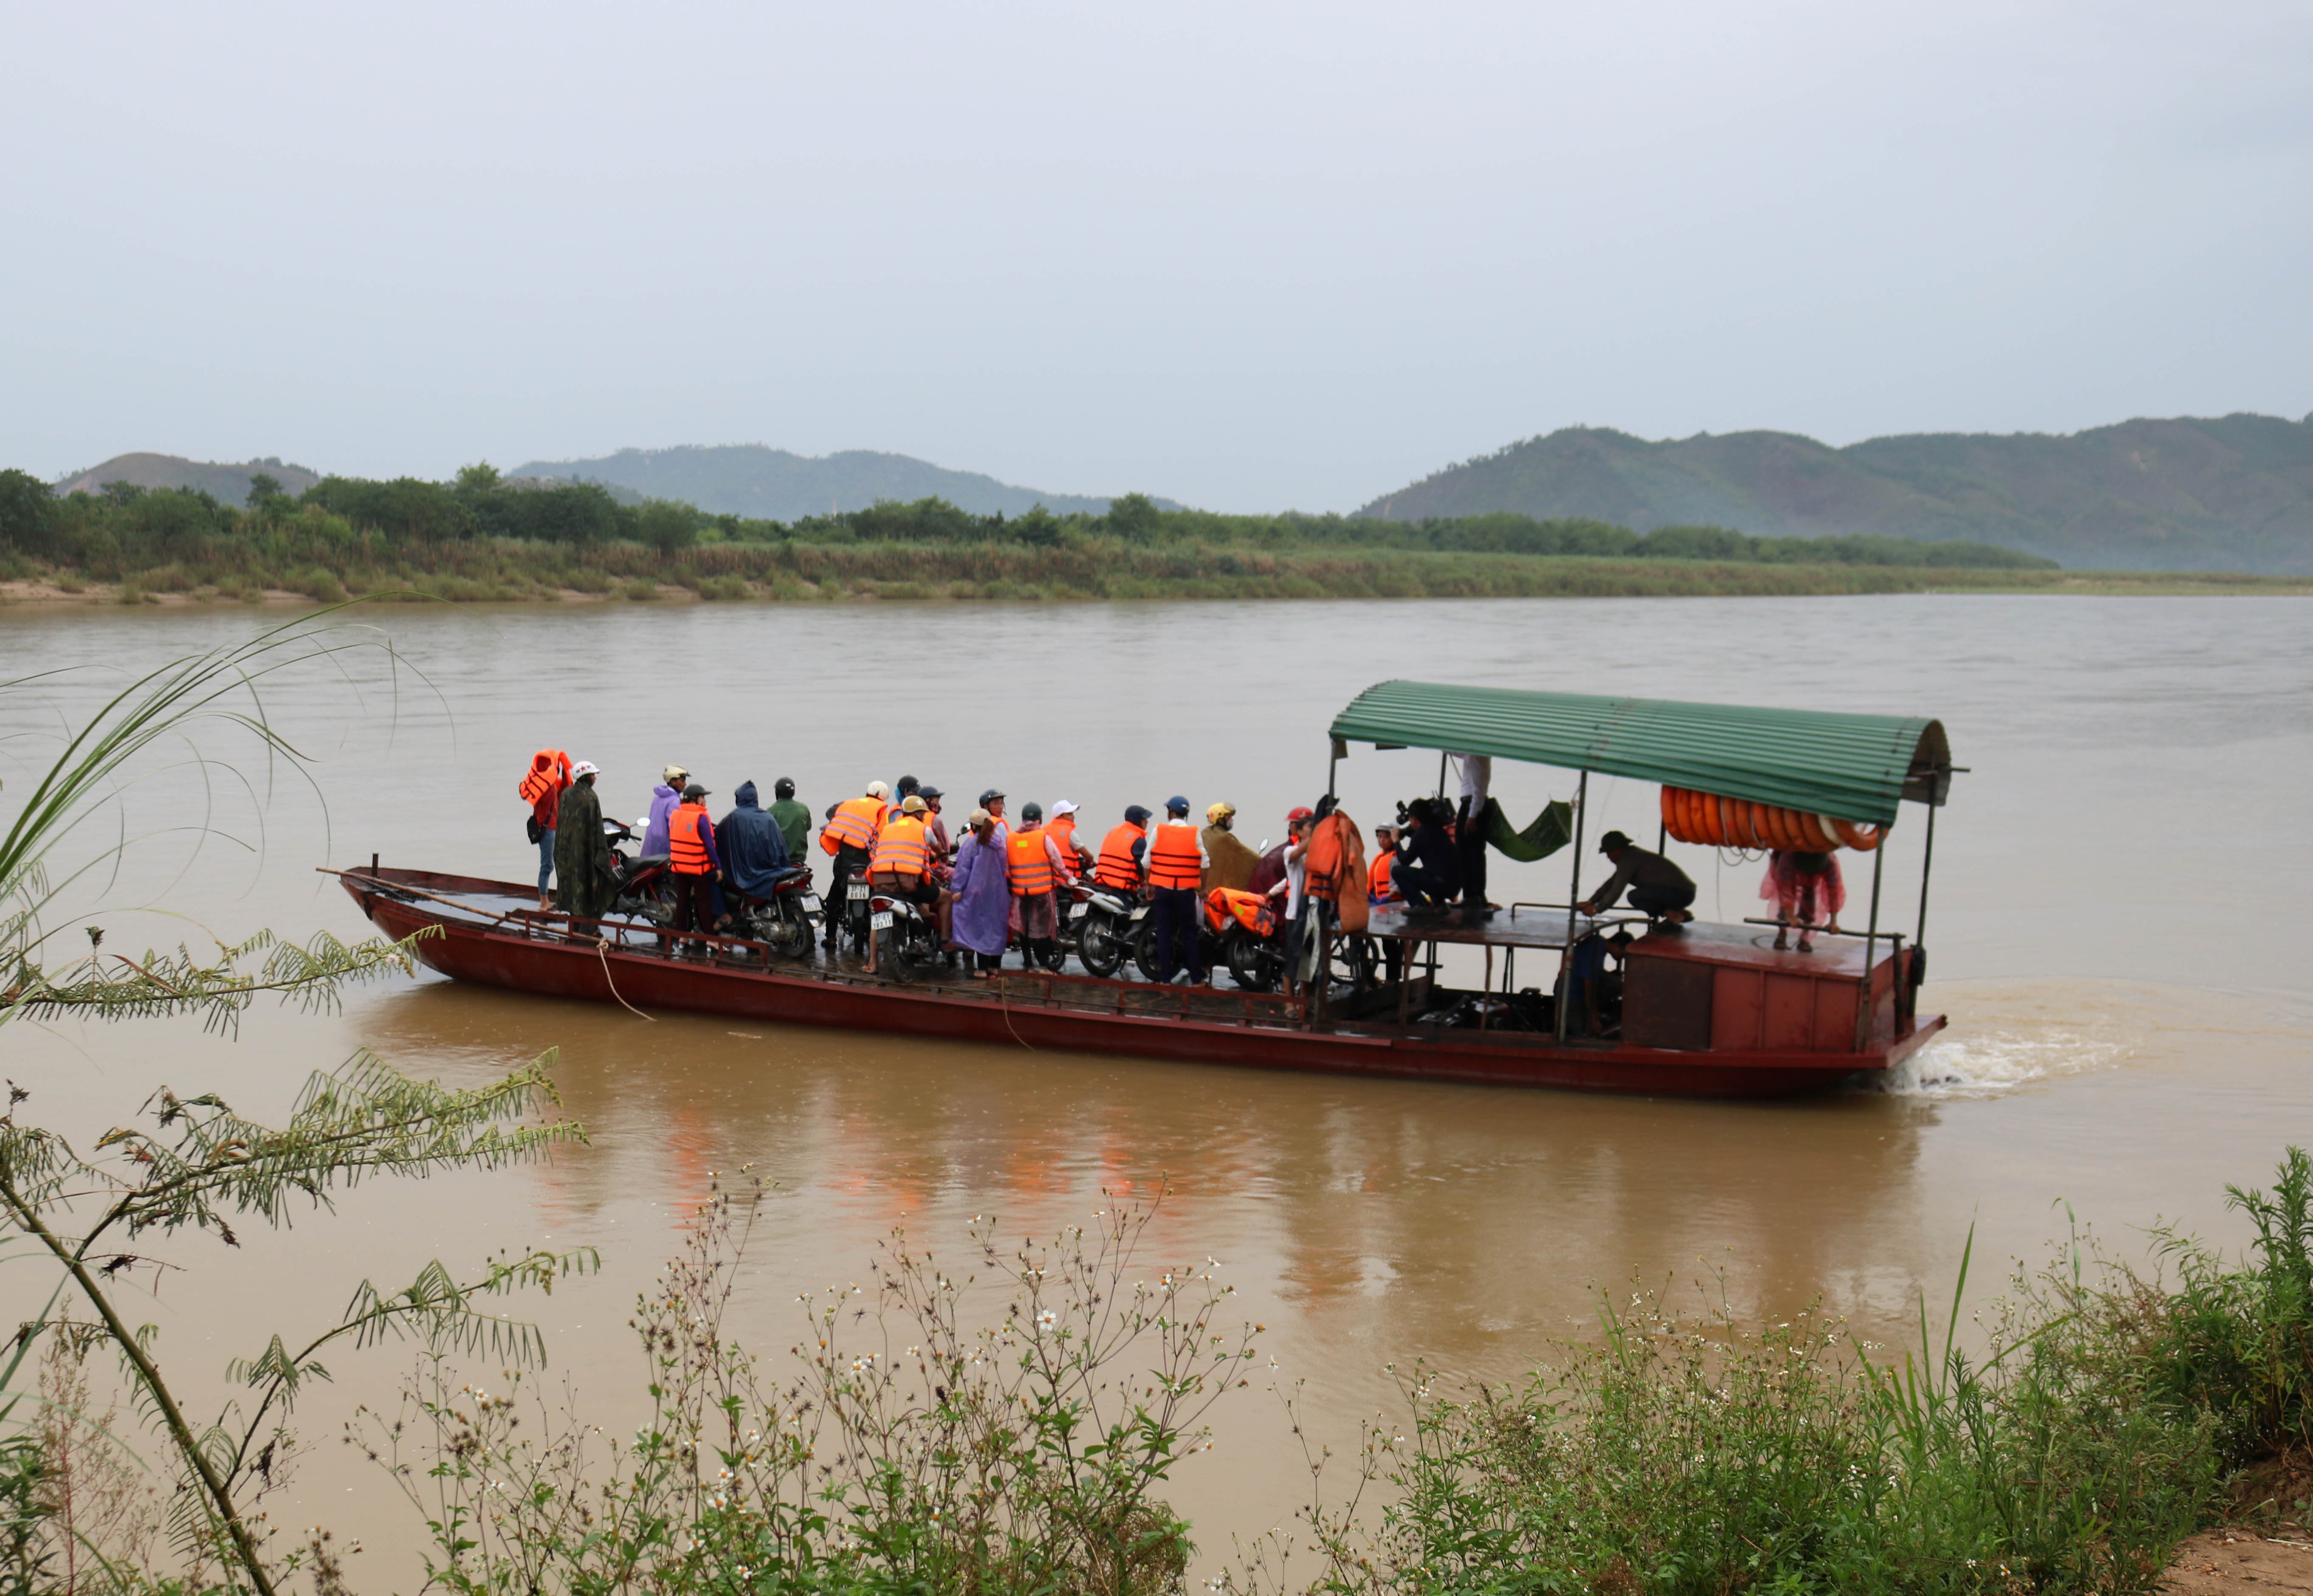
1328, 736, 1345, 803
1914, 798, 1938, 950
1556, 769, 1589, 1042
1853, 832, 1888, 1051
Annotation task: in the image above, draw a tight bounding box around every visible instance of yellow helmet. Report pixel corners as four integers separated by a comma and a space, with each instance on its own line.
1206, 801, 1236, 824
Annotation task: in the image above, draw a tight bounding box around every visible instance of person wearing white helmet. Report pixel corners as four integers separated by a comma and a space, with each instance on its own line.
820, 781, 890, 953
1045, 799, 1091, 881
551, 761, 616, 925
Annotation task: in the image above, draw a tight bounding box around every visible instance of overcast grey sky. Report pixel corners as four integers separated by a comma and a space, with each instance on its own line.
4, 2, 2306, 511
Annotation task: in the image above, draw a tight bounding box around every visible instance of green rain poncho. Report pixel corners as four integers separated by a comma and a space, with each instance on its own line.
553, 779, 616, 919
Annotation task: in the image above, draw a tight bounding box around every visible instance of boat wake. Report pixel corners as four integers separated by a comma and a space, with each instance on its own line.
1880, 1026, 2134, 1099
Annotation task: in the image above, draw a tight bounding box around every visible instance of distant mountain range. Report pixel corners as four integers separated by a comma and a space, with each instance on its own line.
48, 413, 2313, 572
55, 452, 321, 504
1359, 413, 2313, 573
508, 444, 1167, 520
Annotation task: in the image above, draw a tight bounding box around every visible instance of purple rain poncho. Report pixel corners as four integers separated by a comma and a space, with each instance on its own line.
641, 783, 679, 857
948, 831, 1010, 957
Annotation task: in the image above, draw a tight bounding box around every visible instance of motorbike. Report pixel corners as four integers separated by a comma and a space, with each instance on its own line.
1129, 887, 1242, 985
602, 818, 673, 927
868, 889, 943, 981
734, 865, 820, 959
1130, 887, 1299, 990
1207, 887, 1289, 992
826, 861, 876, 958
1065, 878, 1145, 978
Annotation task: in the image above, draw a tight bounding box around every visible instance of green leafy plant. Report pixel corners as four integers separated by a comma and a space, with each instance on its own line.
356, 1176, 1250, 1596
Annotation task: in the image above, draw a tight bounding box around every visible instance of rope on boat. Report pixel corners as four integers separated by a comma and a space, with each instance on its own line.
594, 937, 655, 1022
996, 978, 1039, 1051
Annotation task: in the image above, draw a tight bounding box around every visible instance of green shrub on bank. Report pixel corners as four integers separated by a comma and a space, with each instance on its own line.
1239, 1151, 2313, 1596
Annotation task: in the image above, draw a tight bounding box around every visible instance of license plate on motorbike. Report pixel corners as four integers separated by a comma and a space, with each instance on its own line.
1069, 902, 1087, 919
847, 882, 869, 899
1129, 906, 1148, 922
869, 910, 894, 930
802, 894, 821, 912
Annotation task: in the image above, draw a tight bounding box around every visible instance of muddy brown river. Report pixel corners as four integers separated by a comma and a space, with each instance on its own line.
3, 595, 2307, 1582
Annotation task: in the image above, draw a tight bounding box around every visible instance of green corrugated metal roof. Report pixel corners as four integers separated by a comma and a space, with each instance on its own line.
1329, 681, 1948, 825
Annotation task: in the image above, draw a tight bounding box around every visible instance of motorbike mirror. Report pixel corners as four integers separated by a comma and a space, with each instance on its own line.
1257, 837, 1269, 852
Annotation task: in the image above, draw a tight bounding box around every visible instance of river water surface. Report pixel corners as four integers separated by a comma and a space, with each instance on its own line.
3, 595, 2307, 1581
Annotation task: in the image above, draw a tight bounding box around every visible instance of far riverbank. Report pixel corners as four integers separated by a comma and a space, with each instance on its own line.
4, 549, 2306, 609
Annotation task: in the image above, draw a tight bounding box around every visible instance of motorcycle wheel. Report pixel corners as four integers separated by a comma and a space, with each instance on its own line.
1028, 936, 1068, 974
1131, 917, 1165, 983
1226, 926, 1280, 992
764, 905, 813, 959
1078, 915, 1125, 978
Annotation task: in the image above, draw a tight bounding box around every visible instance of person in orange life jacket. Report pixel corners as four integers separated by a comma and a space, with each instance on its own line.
1045, 800, 1092, 882
917, 787, 953, 867
664, 783, 723, 956
864, 794, 938, 973
1365, 823, 1403, 985
1092, 806, 1152, 896
518, 749, 573, 910
819, 780, 889, 950
1146, 796, 1210, 985
889, 775, 920, 820
1005, 801, 1071, 966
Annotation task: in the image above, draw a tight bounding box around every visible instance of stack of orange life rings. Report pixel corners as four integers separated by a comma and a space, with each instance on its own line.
1659, 786, 1884, 851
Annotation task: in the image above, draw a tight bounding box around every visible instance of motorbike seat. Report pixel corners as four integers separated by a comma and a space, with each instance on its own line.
763, 865, 812, 888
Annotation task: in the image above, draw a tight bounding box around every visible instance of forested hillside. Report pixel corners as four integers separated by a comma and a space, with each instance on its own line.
507, 444, 1161, 520
0, 462, 2099, 605
1361, 413, 2313, 572
54, 452, 322, 504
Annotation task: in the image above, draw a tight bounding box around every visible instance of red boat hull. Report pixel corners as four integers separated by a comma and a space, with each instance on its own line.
342, 868, 1942, 1099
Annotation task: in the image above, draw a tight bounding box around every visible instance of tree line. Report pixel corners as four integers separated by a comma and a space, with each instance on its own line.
0, 462, 2058, 577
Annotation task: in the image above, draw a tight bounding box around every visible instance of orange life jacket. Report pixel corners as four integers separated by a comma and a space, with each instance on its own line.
1047, 814, 1084, 875
1304, 813, 1350, 898
1094, 823, 1145, 890
518, 749, 568, 821
820, 795, 884, 856
1007, 826, 1055, 896
668, 804, 713, 874
1146, 823, 1202, 891
1369, 849, 1397, 901
870, 814, 931, 879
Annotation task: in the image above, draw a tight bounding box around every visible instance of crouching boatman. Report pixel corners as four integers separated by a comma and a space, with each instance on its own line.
1579, 829, 1697, 927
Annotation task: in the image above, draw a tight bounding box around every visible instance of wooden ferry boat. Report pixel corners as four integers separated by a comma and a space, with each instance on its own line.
339, 683, 1956, 1099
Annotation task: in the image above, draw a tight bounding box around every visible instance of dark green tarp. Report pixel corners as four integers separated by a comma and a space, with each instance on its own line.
1331, 682, 1948, 826
1483, 797, 1573, 862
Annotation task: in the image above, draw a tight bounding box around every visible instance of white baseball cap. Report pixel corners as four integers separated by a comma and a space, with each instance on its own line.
1051, 799, 1079, 817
